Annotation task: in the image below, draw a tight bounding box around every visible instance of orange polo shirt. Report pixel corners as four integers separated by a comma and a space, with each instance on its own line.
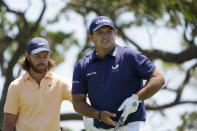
4, 71, 72, 131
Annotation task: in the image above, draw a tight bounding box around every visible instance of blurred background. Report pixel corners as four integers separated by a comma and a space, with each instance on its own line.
0, 0, 197, 130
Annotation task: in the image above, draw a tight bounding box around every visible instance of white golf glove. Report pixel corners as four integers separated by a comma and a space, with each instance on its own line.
118, 94, 141, 122
83, 116, 94, 131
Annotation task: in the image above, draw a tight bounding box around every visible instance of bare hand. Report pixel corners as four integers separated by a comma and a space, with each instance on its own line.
100, 111, 116, 126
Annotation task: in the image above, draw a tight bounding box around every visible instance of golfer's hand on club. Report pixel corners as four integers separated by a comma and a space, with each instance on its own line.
99, 111, 116, 126
118, 94, 141, 122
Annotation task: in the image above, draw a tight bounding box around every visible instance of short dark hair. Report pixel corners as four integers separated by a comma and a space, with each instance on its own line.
19, 57, 56, 72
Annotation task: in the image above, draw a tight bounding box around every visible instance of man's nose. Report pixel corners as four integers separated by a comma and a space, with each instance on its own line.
102, 32, 109, 37
39, 57, 48, 62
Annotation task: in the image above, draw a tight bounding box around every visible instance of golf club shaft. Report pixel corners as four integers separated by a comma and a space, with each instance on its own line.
113, 117, 123, 131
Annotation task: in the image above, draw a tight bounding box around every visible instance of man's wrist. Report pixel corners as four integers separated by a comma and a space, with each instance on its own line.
98, 111, 102, 120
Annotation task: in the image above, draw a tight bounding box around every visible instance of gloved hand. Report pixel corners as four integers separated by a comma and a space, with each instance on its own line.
118, 94, 141, 122
83, 116, 94, 131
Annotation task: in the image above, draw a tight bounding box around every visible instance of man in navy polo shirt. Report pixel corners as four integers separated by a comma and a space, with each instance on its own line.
72, 16, 165, 131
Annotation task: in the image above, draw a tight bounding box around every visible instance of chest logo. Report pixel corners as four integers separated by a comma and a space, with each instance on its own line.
112, 64, 119, 70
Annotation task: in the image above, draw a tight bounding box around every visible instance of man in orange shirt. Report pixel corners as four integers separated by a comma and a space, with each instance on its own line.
2, 37, 72, 131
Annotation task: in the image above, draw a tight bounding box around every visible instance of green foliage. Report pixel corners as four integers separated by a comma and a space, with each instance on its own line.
190, 68, 197, 78
176, 112, 197, 131
45, 31, 78, 64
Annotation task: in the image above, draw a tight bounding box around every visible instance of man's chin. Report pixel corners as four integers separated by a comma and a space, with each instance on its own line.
102, 44, 114, 49
33, 68, 47, 74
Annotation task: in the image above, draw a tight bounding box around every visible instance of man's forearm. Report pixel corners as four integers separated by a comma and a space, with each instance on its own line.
2, 123, 15, 131
73, 101, 117, 126
2, 113, 17, 131
73, 100, 100, 119
137, 69, 165, 100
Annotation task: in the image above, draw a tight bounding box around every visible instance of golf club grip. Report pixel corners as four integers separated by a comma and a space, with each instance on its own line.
113, 117, 123, 131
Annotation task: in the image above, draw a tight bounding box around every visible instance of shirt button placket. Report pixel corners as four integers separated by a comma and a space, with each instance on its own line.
99, 59, 105, 88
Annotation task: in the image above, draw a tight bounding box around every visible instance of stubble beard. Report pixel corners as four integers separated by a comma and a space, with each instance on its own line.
29, 59, 48, 74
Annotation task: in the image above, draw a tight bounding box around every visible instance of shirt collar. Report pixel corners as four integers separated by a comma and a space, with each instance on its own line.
91, 44, 119, 62
23, 71, 53, 80
108, 44, 118, 57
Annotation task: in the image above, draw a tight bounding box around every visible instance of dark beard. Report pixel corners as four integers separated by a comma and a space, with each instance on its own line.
29, 59, 48, 74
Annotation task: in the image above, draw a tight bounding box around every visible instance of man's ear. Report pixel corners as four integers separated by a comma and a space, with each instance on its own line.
114, 29, 117, 36
25, 52, 30, 60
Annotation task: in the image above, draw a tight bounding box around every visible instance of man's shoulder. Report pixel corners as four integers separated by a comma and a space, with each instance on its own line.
77, 53, 93, 66
49, 72, 65, 80
9, 73, 27, 88
117, 44, 136, 51
116, 44, 139, 56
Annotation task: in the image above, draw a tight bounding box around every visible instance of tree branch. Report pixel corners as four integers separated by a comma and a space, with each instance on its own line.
183, 21, 194, 45
143, 46, 197, 63
30, 0, 46, 33
60, 113, 82, 121
146, 62, 197, 110
0, 36, 14, 75
1, 0, 23, 15
116, 25, 197, 64
175, 62, 197, 102
116, 26, 143, 51
146, 100, 197, 110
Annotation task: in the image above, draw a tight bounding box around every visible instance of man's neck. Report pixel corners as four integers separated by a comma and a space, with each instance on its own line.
29, 70, 46, 85
96, 46, 114, 58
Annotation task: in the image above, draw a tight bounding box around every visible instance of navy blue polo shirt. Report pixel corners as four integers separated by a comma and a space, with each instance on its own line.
72, 44, 155, 129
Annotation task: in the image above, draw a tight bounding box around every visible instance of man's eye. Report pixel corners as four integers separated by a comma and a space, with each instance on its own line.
34, 55, 49, 59
35, 55, 41, 58
43, 55, 49, 58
